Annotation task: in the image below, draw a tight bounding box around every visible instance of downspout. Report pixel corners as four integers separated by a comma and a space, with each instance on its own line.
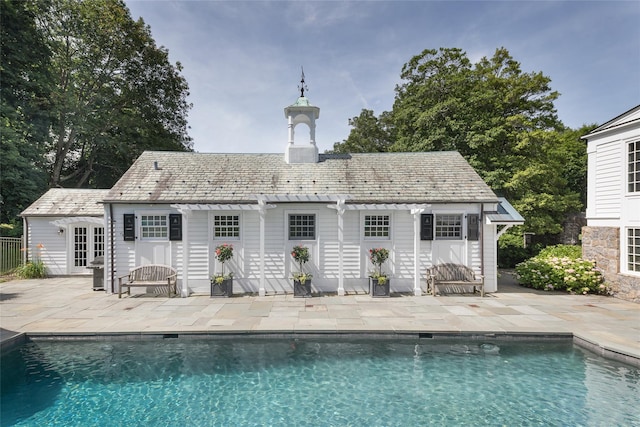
109, 203, 115, 294
23, 217, 29, 264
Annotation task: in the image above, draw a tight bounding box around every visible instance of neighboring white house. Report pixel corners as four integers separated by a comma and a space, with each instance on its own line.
101, 94, 523, 297
21, 189, 109, 275
582, 105, 640, 302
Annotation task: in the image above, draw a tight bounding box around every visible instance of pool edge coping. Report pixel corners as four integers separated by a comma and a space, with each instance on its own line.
2, 330, 638, 368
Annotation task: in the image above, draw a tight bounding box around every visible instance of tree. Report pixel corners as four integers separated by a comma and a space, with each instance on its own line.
39, 0, 192, 188
390, 47, 474, 154
0, 0, 51, 236
332, 47, 588, 251
329, 109, 393, 153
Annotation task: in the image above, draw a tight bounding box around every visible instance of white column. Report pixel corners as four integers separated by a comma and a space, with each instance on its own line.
181, 211, 189, 297
337, 199, 345, 295
258, 200, 267, 297
411, 208, 425, 296
288, 116, 294, 145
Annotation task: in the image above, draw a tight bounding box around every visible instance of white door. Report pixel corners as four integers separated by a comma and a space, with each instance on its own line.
432, 213, 466, 265
69, 224, 104, 274
433, 240, 466, 265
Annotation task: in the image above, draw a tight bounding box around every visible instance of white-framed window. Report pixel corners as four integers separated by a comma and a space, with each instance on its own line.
629, 141, 640, 193
93, 226, 104, 258
364, 214, 390, 239
628, 228, 640, 273
74, 227, 88, 267
288, 214, 316, 240
214, 214, 240, 239
140, 214, 168, 240
435, 214, 462, 240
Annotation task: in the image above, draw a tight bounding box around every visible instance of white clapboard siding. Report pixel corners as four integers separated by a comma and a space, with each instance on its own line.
27, 218, 68, 275
595, 141, 622, 217
392, 211, 415, 279
187, 211, 209, 280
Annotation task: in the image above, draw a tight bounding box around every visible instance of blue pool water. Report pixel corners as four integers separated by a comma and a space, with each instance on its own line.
1, 337, 639, 426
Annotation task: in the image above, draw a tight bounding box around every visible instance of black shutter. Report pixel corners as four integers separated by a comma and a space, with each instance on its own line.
468, 214, 480, 241
169, 214, 182, 241
420, 214, 434, 241
123, 214, 135, 241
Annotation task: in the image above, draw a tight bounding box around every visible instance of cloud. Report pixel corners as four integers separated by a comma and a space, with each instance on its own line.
126, 0, 640, 153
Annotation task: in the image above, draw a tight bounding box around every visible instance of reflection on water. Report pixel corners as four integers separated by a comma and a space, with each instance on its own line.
1, 338, 639, 426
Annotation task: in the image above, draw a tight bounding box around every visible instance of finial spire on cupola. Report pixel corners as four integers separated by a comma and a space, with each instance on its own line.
298, 67, 308, 97
284, 67, 320, 164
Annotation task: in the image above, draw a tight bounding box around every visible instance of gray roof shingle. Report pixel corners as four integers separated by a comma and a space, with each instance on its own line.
21, 189, 109, 217
104, 151, 498, 204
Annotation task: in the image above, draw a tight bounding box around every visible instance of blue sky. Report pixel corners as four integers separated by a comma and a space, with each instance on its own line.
124, 0, 640, 154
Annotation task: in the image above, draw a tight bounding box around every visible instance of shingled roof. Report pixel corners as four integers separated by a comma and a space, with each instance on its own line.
21, 189, 109, 217
104, 151, 498, 204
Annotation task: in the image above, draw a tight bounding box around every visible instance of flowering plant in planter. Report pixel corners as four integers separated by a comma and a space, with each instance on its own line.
291, 244, 312, 281
212, 243, 234, 283
369, 247, 390, 283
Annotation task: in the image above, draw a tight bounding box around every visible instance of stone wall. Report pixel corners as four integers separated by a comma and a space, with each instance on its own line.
561, 212, 586, 245
582, 226, 640, 302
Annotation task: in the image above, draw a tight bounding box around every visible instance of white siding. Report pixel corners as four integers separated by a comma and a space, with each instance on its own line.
594, 141, 622, 217
483, 219, 498, 293
342, 212, 363, 291
26, 218, 68, 275
105, 201, 493, 295
185, 211, 208, 291
391, 211, 415, 292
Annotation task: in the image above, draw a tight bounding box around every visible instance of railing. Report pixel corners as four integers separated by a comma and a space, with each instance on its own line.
0, 237, 23, 274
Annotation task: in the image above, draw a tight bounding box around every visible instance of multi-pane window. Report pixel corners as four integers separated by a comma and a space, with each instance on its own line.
93, 227, 104, 258
288, 214, 316, 240
214, 215, 240, 239
364, 215, 390, 239
628, 228, 640, 272
74, 227, 87, 267
435, 214, 462, 240
629, 141, 640, 193
140, 215, 168, 239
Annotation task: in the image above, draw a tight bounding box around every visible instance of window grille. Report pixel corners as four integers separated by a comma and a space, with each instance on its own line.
435, 214, 462, 240
214, 215, 240, 239
629, 141, 640, 193
364, 215, 390, 239
288, 214, 316, 240
628, 228, 640, 272
141, 215, 168, 239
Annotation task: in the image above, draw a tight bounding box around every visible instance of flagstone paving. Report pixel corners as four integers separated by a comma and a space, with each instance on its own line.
1, 273, 638, 366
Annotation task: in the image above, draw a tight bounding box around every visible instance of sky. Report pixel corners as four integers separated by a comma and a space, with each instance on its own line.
124, 0, 640, 154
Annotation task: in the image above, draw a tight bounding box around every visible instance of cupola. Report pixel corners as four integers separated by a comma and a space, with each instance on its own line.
284, 68, 320, 164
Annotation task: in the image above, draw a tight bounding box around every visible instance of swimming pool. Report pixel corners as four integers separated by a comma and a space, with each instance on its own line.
2, 336, 639, 426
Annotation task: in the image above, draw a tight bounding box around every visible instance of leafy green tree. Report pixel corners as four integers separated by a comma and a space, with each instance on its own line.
0, 0, 51, 236
390, 47, 474, 154
39, 0, 193, 188
329, 109, 393, 153
333, 47, 587, 246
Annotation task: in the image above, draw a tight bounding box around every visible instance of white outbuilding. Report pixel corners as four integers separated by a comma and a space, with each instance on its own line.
21, 189, 109, 276
101, 92, 522, 296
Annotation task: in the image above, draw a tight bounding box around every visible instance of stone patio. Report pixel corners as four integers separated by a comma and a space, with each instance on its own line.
1, 271, 638, 366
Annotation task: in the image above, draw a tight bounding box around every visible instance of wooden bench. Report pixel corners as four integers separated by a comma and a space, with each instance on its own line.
426, 263, 484, 297
118, 264, 177, 298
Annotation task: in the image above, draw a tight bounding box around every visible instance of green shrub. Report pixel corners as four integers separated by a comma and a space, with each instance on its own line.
17, 260, 47, 279
516, 245, 607, 295
537, 244, 582, 259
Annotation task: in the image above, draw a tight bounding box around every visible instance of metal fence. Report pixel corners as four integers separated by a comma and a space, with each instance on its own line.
0, 237, 23, 274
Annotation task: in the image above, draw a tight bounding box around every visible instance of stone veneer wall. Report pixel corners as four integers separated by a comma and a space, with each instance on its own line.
582, 226, 640, 302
